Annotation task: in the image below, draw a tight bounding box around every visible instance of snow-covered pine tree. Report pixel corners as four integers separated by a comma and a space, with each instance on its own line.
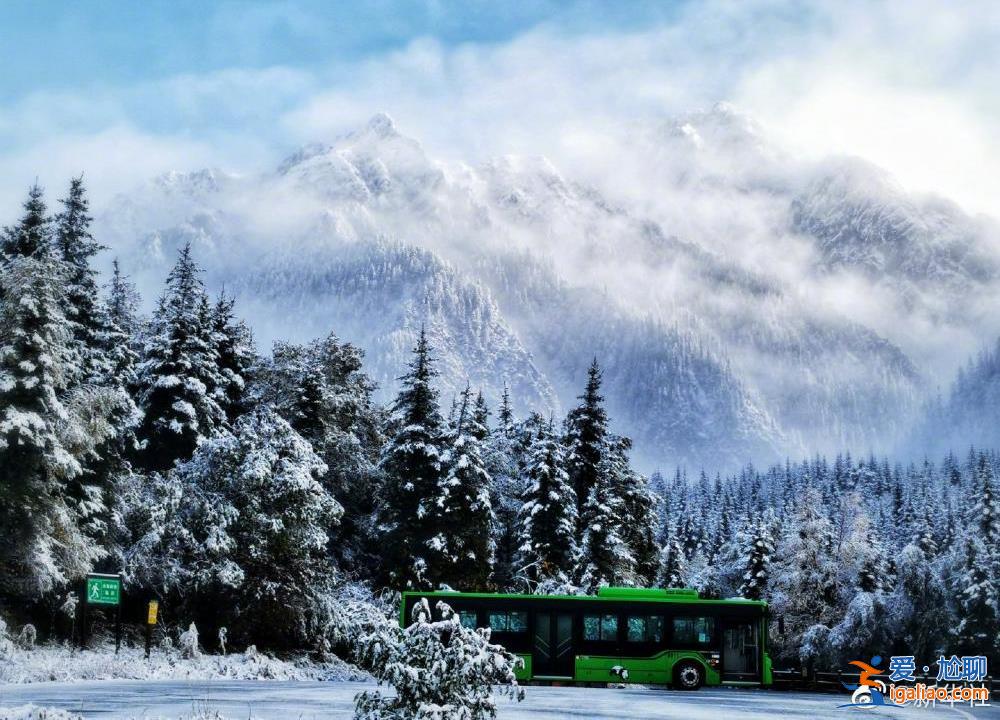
829, 515, 893, 663
256, 333, 384, 571
769, 487, 840, 662
355, 598, 523, 720
579, 457, 633, 591
53, 179, 139, 553
564, 358, 609, 541
515, 418, 578, 588
210, 291, 255, 423
472, 390, 490, 442
954, 453, 1000, 660
888, 536, 952, 661
53, 176, 108, 385
954, 534, 1000, 661
104, 259, 141, 383
1, 183, 49, 258
657, 526, 687, 589
429, 384, 495, 590
606, 435, 659, 586
738, 513, 775, 600
106, 259, 141, 344
497, 381, 513, 432
127, 406, 342, 648
134, 243, 225, 471
483, 397, 524, 591
377, 327, 446, 589
0, 185, 100, 597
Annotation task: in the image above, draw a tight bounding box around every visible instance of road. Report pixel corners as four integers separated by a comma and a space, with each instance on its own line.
1, 680, 997, 719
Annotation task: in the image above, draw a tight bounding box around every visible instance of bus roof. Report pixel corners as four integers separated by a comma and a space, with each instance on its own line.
401, 587, 767, 608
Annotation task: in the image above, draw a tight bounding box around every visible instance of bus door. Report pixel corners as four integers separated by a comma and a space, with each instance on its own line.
722, 619, 760, 681
533, 611, 574, 678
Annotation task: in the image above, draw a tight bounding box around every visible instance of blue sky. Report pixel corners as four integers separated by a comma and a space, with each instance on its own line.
0, 1, 685, 102
0, 1, 997, 215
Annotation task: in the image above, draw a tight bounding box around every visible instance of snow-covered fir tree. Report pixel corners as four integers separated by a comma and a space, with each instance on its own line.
738, 513, 775, 601
657, 523, 688, 589
606, 435, 659, 586
889, 535, 951, 661
126, 407, 341, 648
53, 177, 108, 385
482, 399, 525, 589
209, 291, 255, 423
770, 487, 840, 660
579, 465, 633, 591
355, 598, 523, 720
429, 384, 495, 590
104, 259, 141, 383
514, 418, 578, 588
52, 179, 139, 553
134, 243, 225, 471
255, 333, 384, 571
564, 358, 609, 541
377, 328, 446, 589
0, 185, 99, 597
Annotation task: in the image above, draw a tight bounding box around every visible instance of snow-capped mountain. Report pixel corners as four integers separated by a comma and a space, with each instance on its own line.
96, 108, 1000, 471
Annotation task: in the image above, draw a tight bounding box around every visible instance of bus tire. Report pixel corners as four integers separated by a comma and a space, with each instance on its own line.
674, 661, 704, 690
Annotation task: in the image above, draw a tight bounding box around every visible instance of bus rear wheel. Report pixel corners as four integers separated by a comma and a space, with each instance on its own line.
674, 661, 704, 690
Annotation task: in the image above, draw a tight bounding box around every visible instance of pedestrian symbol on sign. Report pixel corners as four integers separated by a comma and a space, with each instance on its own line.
85, 575, 121, 606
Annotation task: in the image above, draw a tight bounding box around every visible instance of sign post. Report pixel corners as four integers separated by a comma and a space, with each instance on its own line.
84, 573, 122, 654
145, 600, 159, 659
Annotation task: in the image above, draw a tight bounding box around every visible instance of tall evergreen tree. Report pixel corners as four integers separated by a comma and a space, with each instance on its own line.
104, 259, 141, 384
0, 185, 99, 596
579, 464, 632, 591
210, 291, 255, 422
134, 243, 224, 471
377, 328, 446, 589
515, 419, 578, 588
1, 183, 49, 258
770, 488, 840, 661
483, 398, 525, 591
497, 381, 513, 432
954, 535, 1000, 661
564, 358, 609, 540
658, 527, 687, 589
256, 333, 384, 571
738, 515, 775, 601
606, 435, 659, 585
53, 176, 108, 384
890, 538, 951, 660
429, 385, 495, 589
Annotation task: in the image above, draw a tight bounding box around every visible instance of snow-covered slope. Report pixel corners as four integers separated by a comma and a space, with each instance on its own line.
96, 109, 1000, 471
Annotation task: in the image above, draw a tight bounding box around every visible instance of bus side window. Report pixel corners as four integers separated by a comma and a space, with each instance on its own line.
672, 616, 716, 646
488, 610, 528, 633
459, 610, 478, 629
584, 614, 617, 641
488, 612, 509, 632
627, 615, 664, 642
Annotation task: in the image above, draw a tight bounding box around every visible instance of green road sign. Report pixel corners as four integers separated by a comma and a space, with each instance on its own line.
86, 575, 121, 605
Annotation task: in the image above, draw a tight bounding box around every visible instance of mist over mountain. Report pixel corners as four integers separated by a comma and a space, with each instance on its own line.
95, 106, 1000, 472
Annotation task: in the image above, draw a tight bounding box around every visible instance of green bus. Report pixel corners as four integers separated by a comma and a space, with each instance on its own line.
400, 587, 772, 689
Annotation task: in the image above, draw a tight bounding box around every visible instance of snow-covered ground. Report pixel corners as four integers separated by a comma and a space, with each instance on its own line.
0, 680, 996, 719
0, 644, 368, 685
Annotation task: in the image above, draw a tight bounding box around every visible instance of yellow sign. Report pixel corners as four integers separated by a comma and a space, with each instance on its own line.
147, 600, 159, 625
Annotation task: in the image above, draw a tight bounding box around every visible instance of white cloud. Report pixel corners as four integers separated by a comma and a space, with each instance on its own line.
1, 0, 998, 216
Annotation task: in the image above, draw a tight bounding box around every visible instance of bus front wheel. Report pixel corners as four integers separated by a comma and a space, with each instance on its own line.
674, 661, 704, 690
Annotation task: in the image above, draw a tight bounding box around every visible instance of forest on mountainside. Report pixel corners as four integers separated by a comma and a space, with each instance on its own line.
2, 179, 998, 669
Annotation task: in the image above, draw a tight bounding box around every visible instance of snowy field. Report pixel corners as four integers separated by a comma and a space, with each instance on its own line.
1, 681, 997, 719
